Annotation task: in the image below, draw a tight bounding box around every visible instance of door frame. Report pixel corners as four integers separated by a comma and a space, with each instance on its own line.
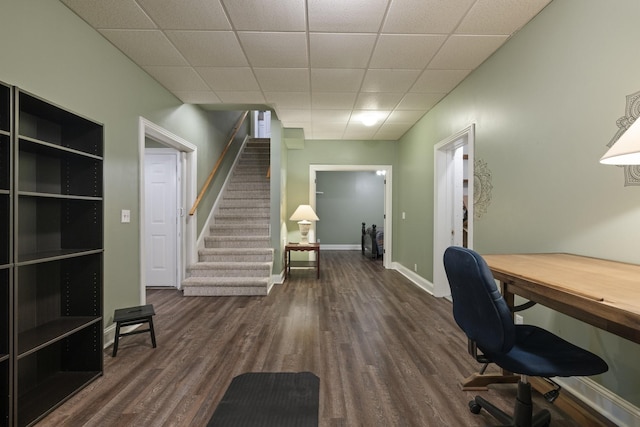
139, 117, 197, 303
309, 164, 392, 269
433, 124, 475, 298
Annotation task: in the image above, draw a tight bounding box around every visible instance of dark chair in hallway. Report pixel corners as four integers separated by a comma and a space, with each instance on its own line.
443, 246, 608, 426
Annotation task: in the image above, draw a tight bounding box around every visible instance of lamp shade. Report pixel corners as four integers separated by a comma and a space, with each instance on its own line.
289, 204, 319, 222
600, 118, 640, 165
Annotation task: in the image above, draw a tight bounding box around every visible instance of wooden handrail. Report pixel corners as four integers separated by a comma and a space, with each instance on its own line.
189, 111, 249, 216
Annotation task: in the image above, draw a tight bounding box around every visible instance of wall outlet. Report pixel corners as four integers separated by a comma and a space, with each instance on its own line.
414, 263, 418, 272
515, 314, 524, 325
402, 211, 406, 219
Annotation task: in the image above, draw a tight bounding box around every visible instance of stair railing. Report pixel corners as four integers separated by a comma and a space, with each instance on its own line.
189, 111, 249, 216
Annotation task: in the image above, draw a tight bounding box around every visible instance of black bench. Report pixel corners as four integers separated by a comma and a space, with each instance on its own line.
112, 304, 157, 356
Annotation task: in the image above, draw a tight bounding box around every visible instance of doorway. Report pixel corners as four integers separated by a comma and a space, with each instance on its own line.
138, 118, 197, 303
309, 164, 392, 269
433, 124, 475, 298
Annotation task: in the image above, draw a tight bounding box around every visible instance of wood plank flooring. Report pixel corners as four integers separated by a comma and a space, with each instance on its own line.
41, 251, 588, 426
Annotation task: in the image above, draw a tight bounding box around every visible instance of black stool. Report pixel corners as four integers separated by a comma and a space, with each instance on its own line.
112, 304, 157, 357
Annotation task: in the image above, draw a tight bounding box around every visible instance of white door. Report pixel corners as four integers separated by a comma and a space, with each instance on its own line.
144, 150, 179, 287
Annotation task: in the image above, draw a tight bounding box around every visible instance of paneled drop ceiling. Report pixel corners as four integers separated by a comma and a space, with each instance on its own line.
61, 0, 552, 140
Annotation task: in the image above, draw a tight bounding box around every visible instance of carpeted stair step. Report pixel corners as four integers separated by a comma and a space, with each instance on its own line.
218, 206, 270, 217
215, 213, 270, 224
219, 198, 269, 208
187, 261, 272, 278
204, 235, 271, 248
223, 190, 269, 199
210, 223, 270, 236
182, 277, 270, 296
198, 248, 274, 263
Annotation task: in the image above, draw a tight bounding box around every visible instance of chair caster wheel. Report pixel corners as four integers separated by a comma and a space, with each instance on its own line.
469, 400, 481, 414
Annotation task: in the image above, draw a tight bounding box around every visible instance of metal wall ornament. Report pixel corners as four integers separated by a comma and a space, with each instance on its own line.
607, 90, 640, 186
473, 158, 493, 219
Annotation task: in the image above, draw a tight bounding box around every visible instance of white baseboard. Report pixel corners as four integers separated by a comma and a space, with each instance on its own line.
320, 244, 360, 251
558, 376, 640, 426
392, 261, 435, 295
391, 261, 640, 426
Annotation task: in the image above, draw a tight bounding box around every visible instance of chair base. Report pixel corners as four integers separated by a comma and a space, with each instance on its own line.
470, 380, 551, 427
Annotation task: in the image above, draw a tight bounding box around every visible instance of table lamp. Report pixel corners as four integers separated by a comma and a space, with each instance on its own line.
290, 204, 319, 245
600, 118, 640, 165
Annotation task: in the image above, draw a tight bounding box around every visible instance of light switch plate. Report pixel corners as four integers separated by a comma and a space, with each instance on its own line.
121, 209, 131, 223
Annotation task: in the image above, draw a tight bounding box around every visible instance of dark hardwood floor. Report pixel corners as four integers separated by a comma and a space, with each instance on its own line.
41, 251, 585, 426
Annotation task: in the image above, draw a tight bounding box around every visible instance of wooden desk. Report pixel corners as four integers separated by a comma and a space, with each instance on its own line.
284, 243, 320, 279
479, 253, 640, 426
483, 253, 640, 345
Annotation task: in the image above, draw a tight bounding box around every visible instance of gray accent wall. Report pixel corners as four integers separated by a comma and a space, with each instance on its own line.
316, 171, 384, 245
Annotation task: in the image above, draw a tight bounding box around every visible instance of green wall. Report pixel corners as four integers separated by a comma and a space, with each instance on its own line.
0, 0, 233, 326
396, 0, 640, 406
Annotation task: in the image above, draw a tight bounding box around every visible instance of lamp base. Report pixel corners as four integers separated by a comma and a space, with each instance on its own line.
298, 220, 311, 245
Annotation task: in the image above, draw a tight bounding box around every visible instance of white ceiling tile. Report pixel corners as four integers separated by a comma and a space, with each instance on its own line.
166, 31, 248, 66
238, 32, 308, 68
277, 109, 312, 123
350, 110, 390, 125
222, 0, 306, 31
61, 0, 156, 29
456, 0, 552, 35
312, 129, 347, 140
374, 123, 413, 139
343, 124, 379, 140
312, 110, 352, 124
312, 122, 347, 134
99, 30, 188, 66
254, 68, 309, 92
410, 69, 471, 93
396, 93, 445, 110
309, 33, 377, 68
142, 66, 209, 91
370, 35, 447, 69
174, 91, 222, 104
312, 92, 357, 110
216, 91, 266, 104
197, 67, 259, 91
308, 0, 389, 32
361, 69, 421, 93
428, 35, 509, 70
137, 0, 231, 30
383, 0, 476, 33
387, 110, 426, 123
311, 69, 365, 92
63, 0, 549, 141
265, 92, 311, 109
355, 92, 404, 110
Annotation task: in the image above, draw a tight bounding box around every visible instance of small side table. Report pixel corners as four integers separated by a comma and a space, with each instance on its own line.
285, 243, 320, 279
112, 304, 157, 356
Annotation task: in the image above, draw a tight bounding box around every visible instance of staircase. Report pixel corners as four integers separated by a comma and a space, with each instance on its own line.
182, 138, 273, 296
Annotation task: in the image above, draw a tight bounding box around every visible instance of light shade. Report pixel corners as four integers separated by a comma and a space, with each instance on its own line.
600, 118, 640, 165
289, 204, 319, 222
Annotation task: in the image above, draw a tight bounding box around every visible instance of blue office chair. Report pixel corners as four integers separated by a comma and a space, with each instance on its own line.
443, 246, 608, 426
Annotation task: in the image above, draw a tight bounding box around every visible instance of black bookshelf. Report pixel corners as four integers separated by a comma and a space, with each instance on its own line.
6, 89, 104, 427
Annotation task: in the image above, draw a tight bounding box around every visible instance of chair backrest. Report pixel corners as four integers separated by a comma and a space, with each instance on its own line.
443, 246, 515, 355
